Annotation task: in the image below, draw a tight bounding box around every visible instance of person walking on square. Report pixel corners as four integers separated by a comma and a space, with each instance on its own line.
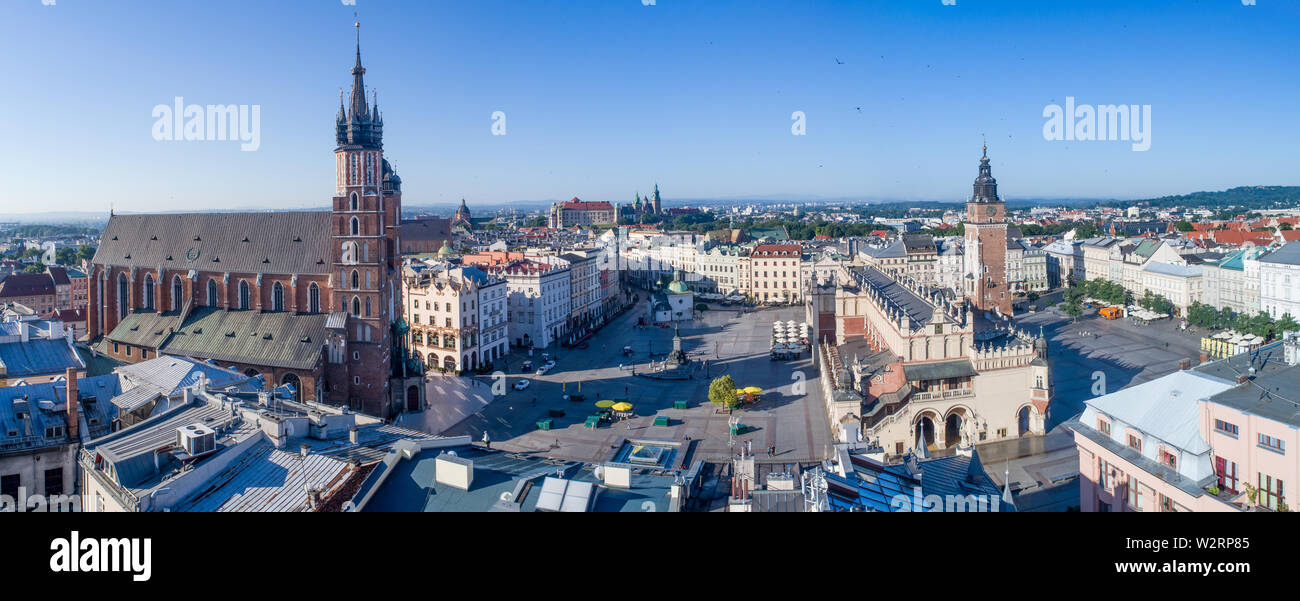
482, 431, 491, 450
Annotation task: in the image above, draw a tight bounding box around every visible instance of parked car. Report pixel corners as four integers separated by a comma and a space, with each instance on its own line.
536, 365, 551, 375
514, 379, 531, 390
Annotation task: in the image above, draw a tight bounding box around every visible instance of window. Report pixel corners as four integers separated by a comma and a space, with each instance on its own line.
1098, 458, 1116, 490
351, 270, 360, 290
44, 468, 63, 498
44, 425, 65, 439
354, 376, 361, 385
95, 492, 104, 513
1097, 418, 1111, 436
996, 428, 1007, 438
118, 273, 129, 318
0, 474, 19, 500
272, 282, 284, 312
351, 297, 361, 317
1158, 494, 1175, 513
172, 275, 183, 309
350, 192, 359, 211
350, 217, 360, 236
308, 283, 320, 313
143, 274, 155, 310
238, 280, 251, 309
1259, 433, 1285, 454
1127, 476, 1143, 510
1159, 448, 1177, 469
365, 298, 371, 317
1127, 433, 1142, 452
207, 279, 218, 306
1214, 419, 1239, 437
1258, 473, 1284, 511
1216, 456, 1239, 493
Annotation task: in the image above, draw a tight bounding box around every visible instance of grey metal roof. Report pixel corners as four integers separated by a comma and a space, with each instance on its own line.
172, 439, 353, 512
1259, 241, 1300, 265
84, 400, 242, 490
0, 374, 121, 452
104, 310, 182, 348
1194, 343, 1300, 427
901, 359, 978, 382
0, 337, 84, 378
93, 212, 332, 275
153, 307, 330, 371
848, 266, 934, 329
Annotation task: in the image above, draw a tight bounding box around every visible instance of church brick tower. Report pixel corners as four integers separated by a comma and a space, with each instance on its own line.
328, 24, 402, 414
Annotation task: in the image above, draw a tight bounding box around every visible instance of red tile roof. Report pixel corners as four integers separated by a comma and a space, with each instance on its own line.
559, 198, 614, 211
0, 273, 56, 298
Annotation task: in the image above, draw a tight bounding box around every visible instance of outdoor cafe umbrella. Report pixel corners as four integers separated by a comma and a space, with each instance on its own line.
743, 386, 763, 394
611, 402, 634, 412
595, 400, 616, 408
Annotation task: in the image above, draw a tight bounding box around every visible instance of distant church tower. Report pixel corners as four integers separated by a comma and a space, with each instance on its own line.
962, 143, 1012, 315
329, 23, 402, 411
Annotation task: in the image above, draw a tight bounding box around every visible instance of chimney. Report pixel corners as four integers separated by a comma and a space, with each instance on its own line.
65, 367, 79, 441
1199, 351, 1210, 364
19, 321, 29, 342
1179, 358, 1191, 370
349, 426, 358, 444
300, 443, 310, 459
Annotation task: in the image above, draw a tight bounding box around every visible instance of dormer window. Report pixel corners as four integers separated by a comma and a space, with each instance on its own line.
1097, 417, 1112, 436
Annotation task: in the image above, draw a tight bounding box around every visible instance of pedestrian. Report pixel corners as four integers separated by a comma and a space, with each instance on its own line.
482, 430, 491, 450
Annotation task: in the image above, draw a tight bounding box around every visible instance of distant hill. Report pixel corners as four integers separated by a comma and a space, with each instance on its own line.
1100, 186, 1300, 211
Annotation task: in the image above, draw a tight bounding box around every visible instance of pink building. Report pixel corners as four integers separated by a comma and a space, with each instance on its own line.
1069, 340, 1300, 513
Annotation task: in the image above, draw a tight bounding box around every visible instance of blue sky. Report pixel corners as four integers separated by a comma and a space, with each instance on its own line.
2, 0, 1297, 214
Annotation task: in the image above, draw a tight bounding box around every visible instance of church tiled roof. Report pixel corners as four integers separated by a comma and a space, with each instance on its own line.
93, 212, 333, 276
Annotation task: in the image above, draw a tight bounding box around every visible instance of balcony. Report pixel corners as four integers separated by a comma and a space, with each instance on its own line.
910, 387, 974, 402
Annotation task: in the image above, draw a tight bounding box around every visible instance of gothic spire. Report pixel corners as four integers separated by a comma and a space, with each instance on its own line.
349, 21, 369, 122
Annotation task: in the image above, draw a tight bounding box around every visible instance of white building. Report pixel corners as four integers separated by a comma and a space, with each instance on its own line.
1141, 261, 1203, 316
489, 260, 571, 350
1259, 242, 1300, 319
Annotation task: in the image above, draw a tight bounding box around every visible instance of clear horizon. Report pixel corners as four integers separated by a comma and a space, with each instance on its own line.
2, 0, 1297, 214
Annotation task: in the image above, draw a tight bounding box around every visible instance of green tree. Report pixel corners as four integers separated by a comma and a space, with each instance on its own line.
708, 375, 740, 409
1276, 313, 1299, 335
1175, 220, 1194, 232
22, 262, 46, 274
1063, 300, 1083, 322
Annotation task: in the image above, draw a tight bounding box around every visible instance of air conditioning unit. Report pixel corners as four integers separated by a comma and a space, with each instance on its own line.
176, 424, 216, 456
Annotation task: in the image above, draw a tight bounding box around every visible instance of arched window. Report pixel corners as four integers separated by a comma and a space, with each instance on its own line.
172, 275, 183, 310
117, 273, 129, 318
272, 282, 284, 312
206, 279, 218, 306
351, 296, 361, 316
143, 274, 155, 310
351, 270, 360, 290
238, 280, 250, 309
365, 297, 371, 317
349, 192, 358, 211
350, 217, 360, 236
308, 283, 320, 313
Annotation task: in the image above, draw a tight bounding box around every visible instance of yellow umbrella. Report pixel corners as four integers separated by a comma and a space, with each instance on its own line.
595, 400, 616, 408
734, 389, 746, 396
743, 386, 763, 394
611, 402, 634, 412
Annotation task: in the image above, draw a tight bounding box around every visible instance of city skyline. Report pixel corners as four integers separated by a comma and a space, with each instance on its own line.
3, 0, 1298, 214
